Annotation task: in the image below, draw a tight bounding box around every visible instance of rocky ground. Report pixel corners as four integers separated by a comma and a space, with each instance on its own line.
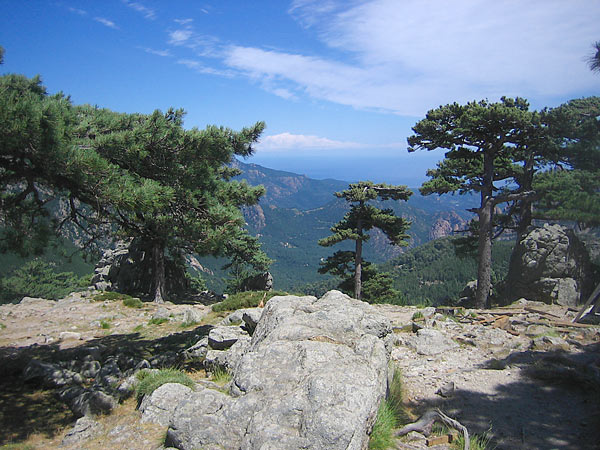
0, 291, 599, 449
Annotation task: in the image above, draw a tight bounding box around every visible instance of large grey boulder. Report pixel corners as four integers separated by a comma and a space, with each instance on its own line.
166, 290, 392, 450
504, 224, 595, 306
140, 383, 193, 426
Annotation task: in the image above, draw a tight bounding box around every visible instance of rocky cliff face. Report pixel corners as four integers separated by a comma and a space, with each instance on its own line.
428, 211, 468, 240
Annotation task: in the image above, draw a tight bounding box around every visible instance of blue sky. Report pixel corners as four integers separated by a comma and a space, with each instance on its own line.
1, 1, 599, 186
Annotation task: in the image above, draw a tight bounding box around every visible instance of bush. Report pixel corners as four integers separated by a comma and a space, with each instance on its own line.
93, 291, 134, 302
0, 260, 90, 304
135, 368, 195, 400
123, 297, 143, 308
212, 291, 287, 312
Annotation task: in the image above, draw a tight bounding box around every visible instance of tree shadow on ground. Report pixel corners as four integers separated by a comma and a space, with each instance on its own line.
408, 342, 600, 450
0, 324, 212, 445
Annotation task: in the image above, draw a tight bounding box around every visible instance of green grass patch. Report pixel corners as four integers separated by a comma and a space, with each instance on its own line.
212, 291, 287, 312
0, 322, 5, 330
412, 311, 424, 320
135, 368, 195, 400
210, 367, 232, 386
179, 320, 199, 329
100, 320, 111, 329
93, 291, 134, 302
452, 428, 494, 450
133, 324, 144, 332
0, 444, 37, 450
369, 401, 397, 450
369, 367, 409, 449
148, 317, 168, 326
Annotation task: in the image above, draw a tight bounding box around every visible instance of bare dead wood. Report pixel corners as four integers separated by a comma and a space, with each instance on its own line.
397, 409, 470, 450
573, 282, 600, 323
524, 306, 561, 319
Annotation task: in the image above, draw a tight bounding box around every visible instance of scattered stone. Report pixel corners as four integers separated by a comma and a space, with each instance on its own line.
207, 326, 248, 350
80, 360, 101, 379
406, 328, 458, 356
23, 360, 82, 388
241, 309, 263, 333
59, 331, 82, 341
61, 416, 104, 446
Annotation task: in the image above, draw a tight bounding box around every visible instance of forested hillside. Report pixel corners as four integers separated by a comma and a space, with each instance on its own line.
379, 237, 514, 305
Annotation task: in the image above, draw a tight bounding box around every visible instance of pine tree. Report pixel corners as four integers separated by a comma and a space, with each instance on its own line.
318, 181, 411, 300
408, 97, 545, 308
76, 106, 270, 302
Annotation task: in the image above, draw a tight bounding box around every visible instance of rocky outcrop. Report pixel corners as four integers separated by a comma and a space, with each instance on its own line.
165, 290, 392, 450
90, 239, 190, 298
504, 224, 595, 306
240, 271, 273, 292
429, 211, 468, 240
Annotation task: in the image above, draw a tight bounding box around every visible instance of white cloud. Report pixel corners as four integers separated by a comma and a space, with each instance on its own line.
175, 18, 194, 25
68, 7, 87, 16
169, 29, 193, 45
142, 47, 171, 57
177, 59, 235, 78
123, 1, 156, 20
224, 0, 600, 115
94, 17, 119, 29
258, 132, 364, 151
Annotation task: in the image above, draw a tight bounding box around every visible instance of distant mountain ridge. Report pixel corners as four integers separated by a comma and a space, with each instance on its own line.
207, 159, 479, 291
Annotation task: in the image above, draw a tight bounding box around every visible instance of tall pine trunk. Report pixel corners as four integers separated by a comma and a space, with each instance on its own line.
475, 150, 495, 309
354, 236, 363, 300
152, 241, 166, 303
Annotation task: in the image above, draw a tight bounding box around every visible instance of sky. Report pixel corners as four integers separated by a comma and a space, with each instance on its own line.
1, 1, 599, 187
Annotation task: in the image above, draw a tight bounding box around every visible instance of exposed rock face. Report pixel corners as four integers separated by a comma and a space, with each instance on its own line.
166, 290, 392, 450
504, 224, 595, 306
429, 211, 468, 240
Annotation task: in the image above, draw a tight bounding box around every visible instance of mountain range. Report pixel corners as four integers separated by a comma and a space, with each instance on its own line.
200, 159, 477, 291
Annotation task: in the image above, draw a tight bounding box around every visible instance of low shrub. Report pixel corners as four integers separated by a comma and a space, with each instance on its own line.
100, 320, 111, 329
0, 260, 90, 304
135, 368, 195, 400
212, 291, 287, 312
93, 291, 134, 302
123, 297, 143, 308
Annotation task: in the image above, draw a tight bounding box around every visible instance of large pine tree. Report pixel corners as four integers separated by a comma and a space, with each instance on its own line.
76, 106, 269, 302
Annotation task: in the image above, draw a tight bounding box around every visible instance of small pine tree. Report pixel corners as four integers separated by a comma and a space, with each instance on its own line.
318, 181, 412, 300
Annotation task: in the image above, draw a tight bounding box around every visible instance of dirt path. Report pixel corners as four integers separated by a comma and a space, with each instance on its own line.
375, 303, 600, 449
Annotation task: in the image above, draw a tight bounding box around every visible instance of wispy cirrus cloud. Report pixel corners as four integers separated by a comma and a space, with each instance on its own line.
258, 132, 364, 151
177, 59, 235, 77
94, 17, 119, 29
123, 0, 156, 20
224, 0, 600, 115
68, 7, 87, 16
141, 47, 171, 57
